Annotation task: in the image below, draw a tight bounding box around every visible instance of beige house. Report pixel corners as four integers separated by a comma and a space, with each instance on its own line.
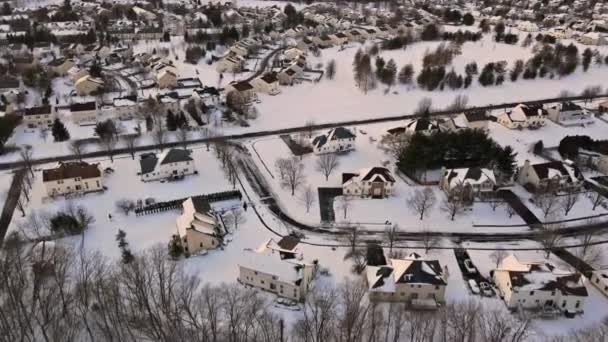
278, 67, 298, 85
157, 68, 178, 89
23, 105, 54, 128
517, 160, 583, 193
238, 237, 314, 302
440, 167, 496, 203
47, 58, 75, 76
225, 81, 255, 103
70, 101, 98, 124
366, 253, 448, 307
75, 75, 104, 96
68, 67, 89, 83
598, 155, 608, 175
175, 197, 223, 255
495, 104, 547, 129
342, 167, 395, 198
494, 254, 588, 314
251, 73, 280, 95
42, 161, 103, 197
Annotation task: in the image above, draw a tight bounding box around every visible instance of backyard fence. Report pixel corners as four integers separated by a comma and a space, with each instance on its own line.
134, 190, 242, 216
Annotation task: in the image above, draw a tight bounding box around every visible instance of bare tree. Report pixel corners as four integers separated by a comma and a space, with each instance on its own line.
441, 196, 463, 221
227, 207, 245, 231
538, 223, 563, 258
378, 132, 411, 159
304, 120, 316, 138
414, 97, 433, 115
490, 249, 507, 267
15, 191, 26, 217
384, 224, 400, 256
123, 134, 139, 160
505, 204, 516, 218
420, 227, 440, 252
115, 199, 136, 215
300, 186, 316, 213
488, 199, 503, 212
274, 158, 289, 180
177, 127, 190, 150
19, 145, 34, 178
344, 224, 360, 256
573, 227, 603, 269
336, 196, 352, 220
534, 193, 560, 219
316, 154, 339, 181
446, 94, 469, 111
325, 59, 336, 80
69, 140, 86, 161
99, 135, 118, 163
279, 157, 306, 196
407, 187, 436, 220
560, 189, 580, 216
589, 191, 606, 211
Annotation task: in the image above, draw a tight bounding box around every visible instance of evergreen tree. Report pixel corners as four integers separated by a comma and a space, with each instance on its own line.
398, 64, 414, 85
52, 118, 70, 142
375, 56, 385, 79
495, 145, 517, 181
582, 48, 593, 72
166, 110, 177, 131
463, 13, 474, 26
379, 59, 397, 89
168, 234, 184, 259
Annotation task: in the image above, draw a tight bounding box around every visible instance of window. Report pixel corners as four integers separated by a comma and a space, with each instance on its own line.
96, 181, 100, 187
200, 243, 203, 247
562, 301, 566, 308
261, 280, 265, 284
575, 301, 581, 309
529, 291, 534, 296
435, 286, 440, 290
254, 271, 258, 275
270, 283, 276, 290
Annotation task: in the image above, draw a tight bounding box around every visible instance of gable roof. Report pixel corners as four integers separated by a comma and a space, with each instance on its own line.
531, 161, 580, 181
139, 153, 158, 175
24, 105, 52, 116
42, 162, 101, 182
70, 102, 96, 112
159, 148, 193, 165
343, 167, 395, 186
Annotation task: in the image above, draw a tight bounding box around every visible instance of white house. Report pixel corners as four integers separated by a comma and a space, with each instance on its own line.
493, 254, 588, 315
590, 270, 608, 298
69, 101, 98, 125
139, 148, 196, 181
238, 237, 314, 302
547, 102, 594, 126
518, 21, 539, 32
517, 160, 583, 193
495, 104, 547, 129
440, 167, 496, 203
342, 167, 396, 198
175, 197, 223, 255
42, 161, 103, 197
366, 253, 448, 307
22, 105, 54, 128
251, 73, 280, 95
579, 32, 607, 46
215, 54, 244, 73
75, 75, 104, 96
311, 127, 356, 154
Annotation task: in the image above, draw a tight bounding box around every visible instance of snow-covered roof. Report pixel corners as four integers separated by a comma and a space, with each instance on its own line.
367, 253, 447, 292
176, 197, 218, 237
239, 239, 309, 285
342, 167, 395, 187
443, 167, 496, 190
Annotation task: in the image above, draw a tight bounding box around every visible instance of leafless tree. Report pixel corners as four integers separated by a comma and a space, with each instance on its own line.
294, 286, 338, 342
152, 127, 166, 151
446, 94, 469, 111
488, 199, 503, 211
414, 97, 433, 115
115, 199, 136, 215
19, 145, 34, 178
505, 204, 516, 218
379, 132, 411, 159
304, 120, 316, 138
177, 127, 190, 150
573, 227, 603, 269
538, 223, 564, 258
420, 227, 440, 252
123, 134, 139, 160
316, 154, 339, 181
279, 157, 306, 196
350, 248, 367, 274
336, 196, 352, 220
490, 249, 508, 267
441, 196, 464, 221
274, 158, 289, 180
300, 186, 316, 213
534, 192, 560, 219
39, 128, 49, 142
99, 135, 118, 163
344, 224, 360, 256
560, 189, 580, 216
589, 191, 606, 211
384, 224, 400, 256
69, 140, 86, 161
226, 207, 245, 231
15, 191, 26, 217
407, 187, 436, 220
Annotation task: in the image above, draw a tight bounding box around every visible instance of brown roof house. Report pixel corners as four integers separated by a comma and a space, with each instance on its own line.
22, 105, 54, 128
251, 73, 280, 95
42, 161, 103, 197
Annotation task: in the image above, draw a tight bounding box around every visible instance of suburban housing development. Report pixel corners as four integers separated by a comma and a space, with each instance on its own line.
2, 0, 608, 340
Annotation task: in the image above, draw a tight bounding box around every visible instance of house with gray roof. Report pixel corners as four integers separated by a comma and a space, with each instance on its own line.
311, 127, 356, 154
139, 148, 196, 181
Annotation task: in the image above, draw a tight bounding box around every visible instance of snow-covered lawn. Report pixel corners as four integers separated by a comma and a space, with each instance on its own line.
9, 145, 234, 258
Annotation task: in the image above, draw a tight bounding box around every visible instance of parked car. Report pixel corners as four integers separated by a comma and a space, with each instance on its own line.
464, 259, 477, 274
468, 279, 480, 294
479, 282, 495, 297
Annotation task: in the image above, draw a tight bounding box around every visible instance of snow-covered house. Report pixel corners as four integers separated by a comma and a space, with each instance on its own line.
459, 110, 489, 130
366, 253, 447, 306
518, 21, 539, 32
495, 104, 547, 129
22, 105, 54, 128
517, 160, 583, 193
311, 127, 356, 154
75, 75, 104, 96
493, 254, 588, 315
47, 58, 75, 76
238, 237, 314, 302
579, 32, 607, 45
175, 197, 223, 255
215, 54, 244, 73
139, 148, 196, 181
225, 81, 255, 103
283, 47, 306, 61
277, 67, 299, 85
399, 118, 442, 135
251, 73, 280, 95
42, 161, 103, 197
547, 102, 594, 126
440, 167, 496, 203
157, 68, 178, 89
69, 101, 98, 124
0, 75, 21, 94
590, 270, 608, 298
342, 167, 395, 198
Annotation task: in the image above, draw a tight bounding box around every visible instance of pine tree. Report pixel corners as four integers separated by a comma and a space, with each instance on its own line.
398, 64, 414, 85
380, 59, 397, 89
166, 110, 177, 131
375, 56, 385, 79
52, 118, 70, 142
582, 48, 593, 72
